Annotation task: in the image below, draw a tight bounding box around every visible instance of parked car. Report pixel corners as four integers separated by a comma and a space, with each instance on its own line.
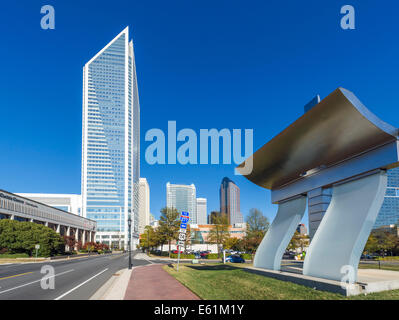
194, 253, 201, 259
200, 251, 210, 258
283, 251, 296, 259
225, 255, 245, 263
172, 250, 184, 254
361, 254, 374, 260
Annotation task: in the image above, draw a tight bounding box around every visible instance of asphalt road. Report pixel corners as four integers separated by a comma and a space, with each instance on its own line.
0, 252, 165, 300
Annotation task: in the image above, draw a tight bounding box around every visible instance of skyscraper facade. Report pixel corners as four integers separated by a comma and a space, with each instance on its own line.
220, 177, 243, 225
138, 178, 150, 234
374, 167, 399, 228
81, 27, 140, 249
166, 183, 196, 224
196, 198, 207, 225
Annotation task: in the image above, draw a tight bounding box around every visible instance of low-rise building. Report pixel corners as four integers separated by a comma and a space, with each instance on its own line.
190, 224, 247, 244
16, 193, 82, 216
0, 190, 96, 244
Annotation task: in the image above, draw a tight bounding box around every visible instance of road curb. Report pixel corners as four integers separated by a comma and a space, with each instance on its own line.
90, 267, 132, 300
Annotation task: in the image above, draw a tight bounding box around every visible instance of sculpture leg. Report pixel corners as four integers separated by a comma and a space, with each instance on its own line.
303, 171, 387, 282
254, 196, 306, 270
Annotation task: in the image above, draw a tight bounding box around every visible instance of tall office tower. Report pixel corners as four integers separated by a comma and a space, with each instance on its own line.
196, 198, 207, 225
303, 95, 332, 240
374, 167, 399, 228
220, 177, 243, 225
138, 178, 150, 234
81, 27, 140, 249
166, 183, 196, 224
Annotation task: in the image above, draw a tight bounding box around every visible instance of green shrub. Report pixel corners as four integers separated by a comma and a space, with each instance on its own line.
240, 254, 253, 260
170, 253, 195, 259
377, 256, 399, 261
0, 219, 64, 257
150, 250, 169, 256
205, 253, 219, 259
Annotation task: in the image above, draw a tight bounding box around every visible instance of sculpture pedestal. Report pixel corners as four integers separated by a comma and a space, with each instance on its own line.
303, 171, 387, 282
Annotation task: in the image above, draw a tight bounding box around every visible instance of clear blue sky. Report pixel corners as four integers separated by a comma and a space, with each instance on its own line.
1, 1, 399, 227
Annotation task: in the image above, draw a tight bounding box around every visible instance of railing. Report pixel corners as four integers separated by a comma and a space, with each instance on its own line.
359, 259, 399, 270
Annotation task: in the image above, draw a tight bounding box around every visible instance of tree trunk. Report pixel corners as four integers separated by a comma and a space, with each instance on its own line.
168, 240, 171, 257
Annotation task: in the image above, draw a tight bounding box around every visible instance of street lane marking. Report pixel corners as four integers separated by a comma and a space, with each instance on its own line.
54, 268, 109, 300
0, 269, 74, 295
0, 272, 33, 281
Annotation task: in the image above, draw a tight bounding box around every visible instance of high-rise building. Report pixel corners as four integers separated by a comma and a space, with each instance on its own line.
296, 223, 308, 235
138, 178, 150, 234
196, 198, 207, 225
220, 177, 243, 224
16, 193, 82, 216
81, 27, 140, 249
166, 183, 196, 223
374, 167, 399, 228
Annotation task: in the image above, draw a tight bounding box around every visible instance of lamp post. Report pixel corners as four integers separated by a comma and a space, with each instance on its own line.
147, 228, 150, 254
128, 213, 132, 269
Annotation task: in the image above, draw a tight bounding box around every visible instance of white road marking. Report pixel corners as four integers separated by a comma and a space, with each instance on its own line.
0, 269, 74, 295
54, 268, 108, 300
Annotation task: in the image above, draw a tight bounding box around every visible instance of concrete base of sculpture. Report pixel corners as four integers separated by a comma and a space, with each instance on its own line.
246, 265, 399, 296
253, 196, 306, 270
303, 171, 387, 282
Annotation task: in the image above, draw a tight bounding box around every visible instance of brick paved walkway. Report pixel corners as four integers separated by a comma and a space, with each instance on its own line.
124, 264, 200, 300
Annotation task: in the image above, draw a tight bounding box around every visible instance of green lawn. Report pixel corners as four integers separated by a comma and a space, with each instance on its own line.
164, 263, 399, 300
0, 253, 30, 259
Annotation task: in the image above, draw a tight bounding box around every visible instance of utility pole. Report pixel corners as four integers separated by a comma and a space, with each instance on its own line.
147, 228, 150, 254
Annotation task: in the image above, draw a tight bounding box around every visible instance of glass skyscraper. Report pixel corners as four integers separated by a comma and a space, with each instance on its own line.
166, 183, 197, 224
374, 167, 399, 228
220, 177, 243, 225
81, 27, 140, 249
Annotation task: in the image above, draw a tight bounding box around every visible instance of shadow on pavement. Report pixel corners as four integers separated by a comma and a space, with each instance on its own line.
185, 264, 243, 271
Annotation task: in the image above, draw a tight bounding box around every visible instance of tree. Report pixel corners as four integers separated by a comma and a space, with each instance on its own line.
0, 219, 64, 257
63, 235, 76, 252
287, 231, 309, 253
246, 208, 270, 235
363, 229, 399, 256
207, 214, 230, 258
364, 233, 379, 255
138, 226, 158, 252
243, 209, 270, 255
223, 237, 240, 250
158, 207, 180, 257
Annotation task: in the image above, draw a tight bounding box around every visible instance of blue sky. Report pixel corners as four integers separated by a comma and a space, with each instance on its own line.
1, 0, 399, 226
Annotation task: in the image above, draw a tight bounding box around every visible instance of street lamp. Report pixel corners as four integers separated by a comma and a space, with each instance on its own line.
147, 228, 150, 254
128, 212, 132, 269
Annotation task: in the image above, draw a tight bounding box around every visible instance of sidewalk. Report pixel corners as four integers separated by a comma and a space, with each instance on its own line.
90, 268, 132, 300
124, 264, 200, 300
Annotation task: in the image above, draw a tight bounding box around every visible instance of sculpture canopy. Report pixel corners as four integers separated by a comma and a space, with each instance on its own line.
237, 88, 399, 190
